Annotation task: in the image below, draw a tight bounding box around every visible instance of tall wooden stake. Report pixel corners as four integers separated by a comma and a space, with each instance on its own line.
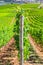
19, 15, 24, 65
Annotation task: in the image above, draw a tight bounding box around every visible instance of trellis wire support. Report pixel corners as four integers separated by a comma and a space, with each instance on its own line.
19, 15, 24, 65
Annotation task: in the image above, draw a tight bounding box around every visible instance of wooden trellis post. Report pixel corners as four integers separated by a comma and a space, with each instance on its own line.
19, 15, 24, 65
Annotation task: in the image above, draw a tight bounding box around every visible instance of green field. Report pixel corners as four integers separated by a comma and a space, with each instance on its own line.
0, 4, 16, 47
0, 3, 43, 60
23, 5, 43, 59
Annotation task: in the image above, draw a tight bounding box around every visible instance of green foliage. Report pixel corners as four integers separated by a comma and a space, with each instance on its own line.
0, 6, 16, 47
22, 4, 43, 59
14, 11, 21, 50
0, 3, 43, 60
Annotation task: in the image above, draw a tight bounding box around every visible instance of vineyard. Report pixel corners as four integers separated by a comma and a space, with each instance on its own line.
0, 3, 43, 65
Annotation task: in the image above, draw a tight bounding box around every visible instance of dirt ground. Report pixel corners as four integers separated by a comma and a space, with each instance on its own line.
0, 37, 43, 65
24, 61, 43, 65
0, 37, 20, 65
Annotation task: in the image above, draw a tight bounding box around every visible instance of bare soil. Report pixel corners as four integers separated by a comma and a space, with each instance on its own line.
28, 34, 43, 59
0, 37, 20, 65
0, 34, 43, 65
